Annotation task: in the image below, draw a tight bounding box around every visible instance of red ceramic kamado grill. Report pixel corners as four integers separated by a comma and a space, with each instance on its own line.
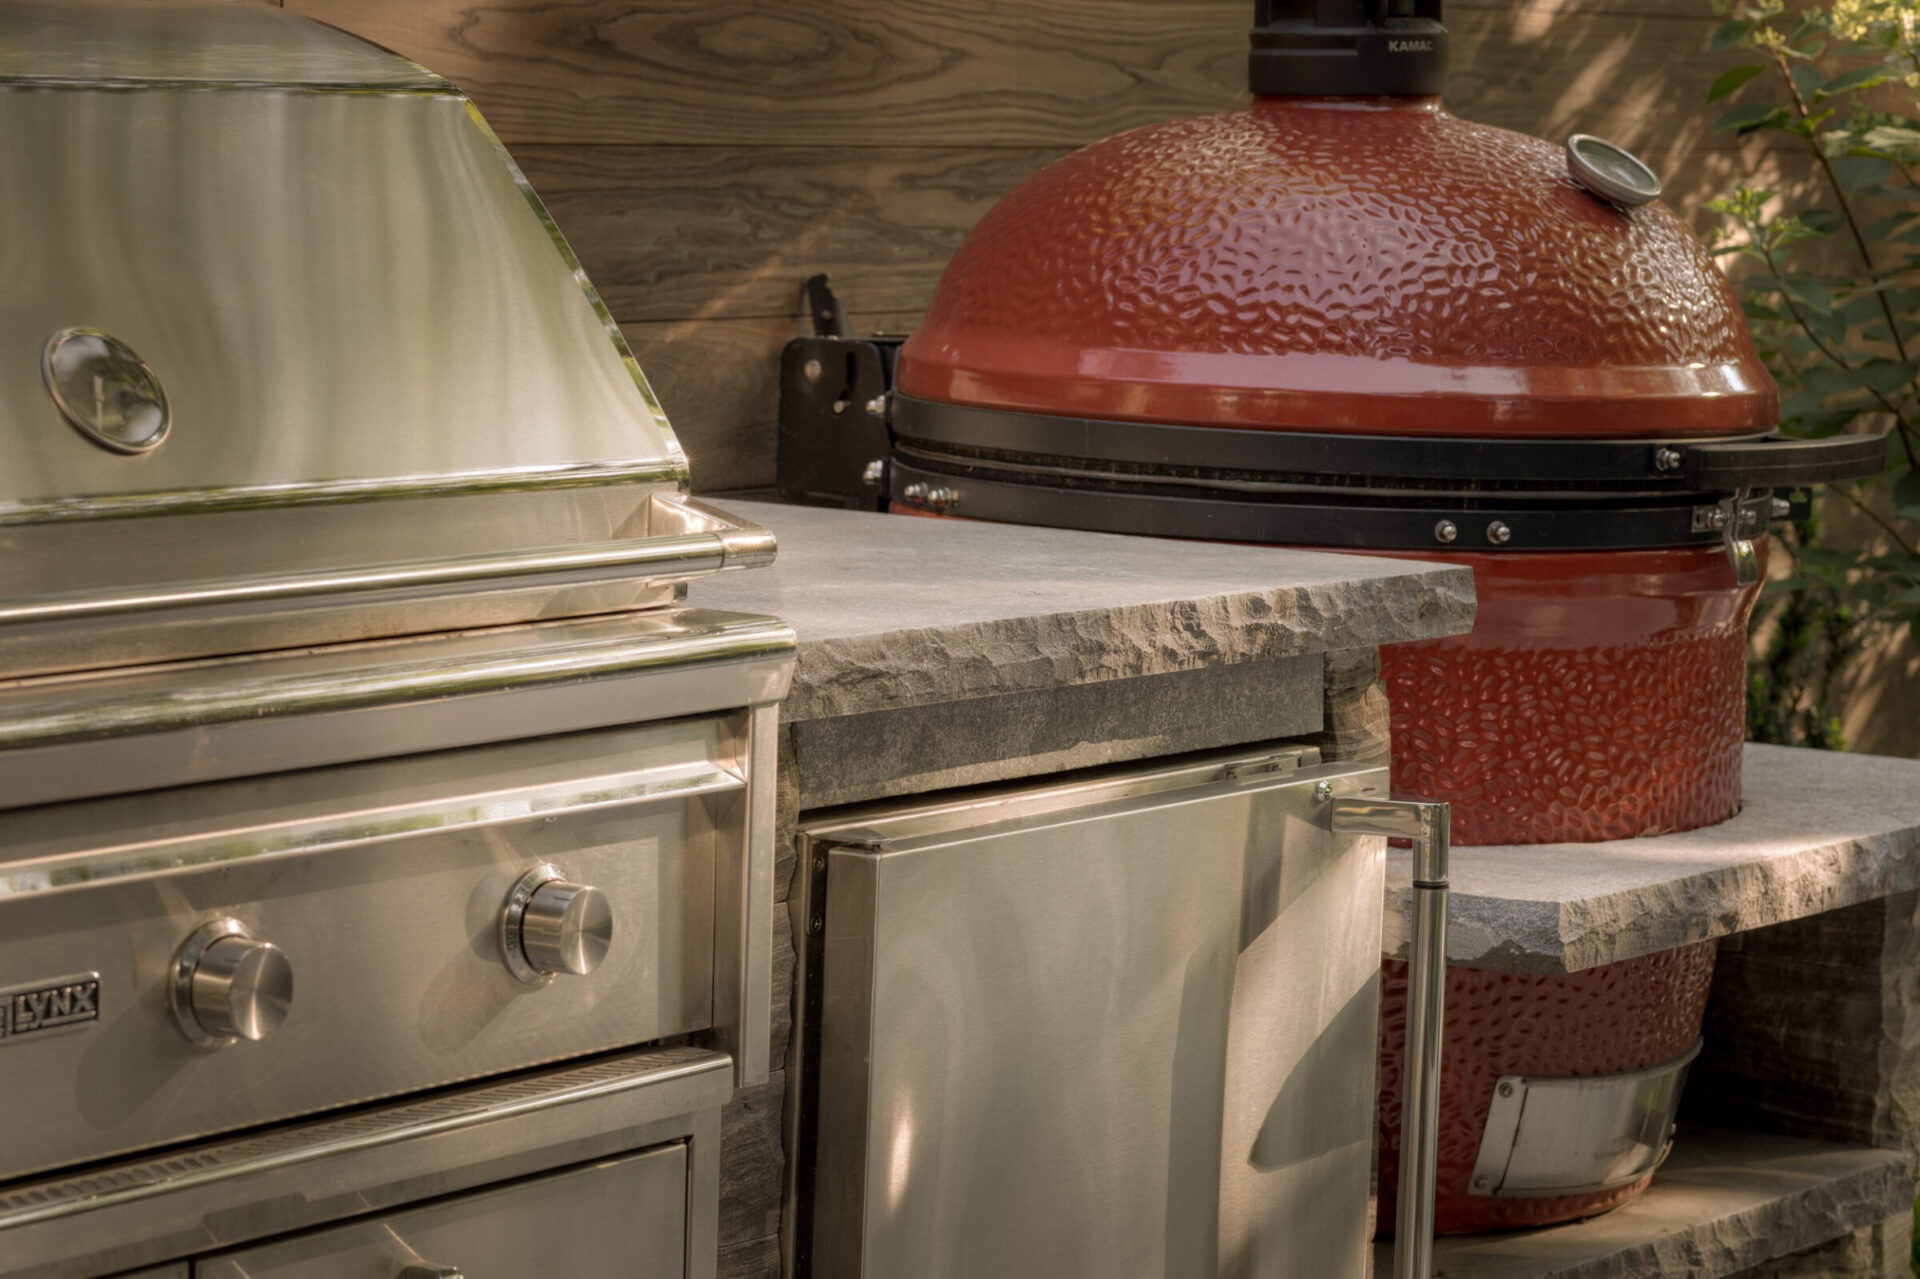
784, 0, 1885, 1242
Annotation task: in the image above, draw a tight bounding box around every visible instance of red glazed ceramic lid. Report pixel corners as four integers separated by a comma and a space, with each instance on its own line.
896, 97, 1777, 438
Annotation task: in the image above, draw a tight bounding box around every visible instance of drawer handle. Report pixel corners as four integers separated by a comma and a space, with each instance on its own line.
397, 1266, 463, 1279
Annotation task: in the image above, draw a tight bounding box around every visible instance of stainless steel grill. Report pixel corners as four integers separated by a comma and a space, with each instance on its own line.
0, 5, 792, 1276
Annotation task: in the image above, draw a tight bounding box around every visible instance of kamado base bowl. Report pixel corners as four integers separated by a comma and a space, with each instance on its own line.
1380, 543, 1765, 846
1377, 940, 1719, 1234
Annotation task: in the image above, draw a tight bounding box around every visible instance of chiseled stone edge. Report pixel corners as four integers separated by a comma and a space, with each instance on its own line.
787, 654, 1324, 808
787, 573, 1474, 722
1382, 745, 1920, 973
1386, 1129, 1912, 1279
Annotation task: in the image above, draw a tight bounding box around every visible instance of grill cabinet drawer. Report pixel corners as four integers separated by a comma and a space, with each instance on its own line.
195, 1145, 689, 1279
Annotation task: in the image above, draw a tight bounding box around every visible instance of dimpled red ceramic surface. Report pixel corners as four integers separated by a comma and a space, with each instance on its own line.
898, 98, 1774, 436
1377, 942, 1718, 1234
1381, 545, 1764, 846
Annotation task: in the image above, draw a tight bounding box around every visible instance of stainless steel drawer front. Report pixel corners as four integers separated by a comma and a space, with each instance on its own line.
0, 1045, 728, 1279
0, 718, 741, 1183
795, 751, 1388, 1279
197, 1146, 689, 1279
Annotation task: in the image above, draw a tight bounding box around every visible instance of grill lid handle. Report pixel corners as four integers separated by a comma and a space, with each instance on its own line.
1680, 431, 1886, 490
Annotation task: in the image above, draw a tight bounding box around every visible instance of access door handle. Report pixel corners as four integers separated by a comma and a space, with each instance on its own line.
1331, 795, 1451, 1279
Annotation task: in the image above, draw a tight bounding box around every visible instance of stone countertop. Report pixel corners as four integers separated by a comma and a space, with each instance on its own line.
1383, 744, 1920, 974
688, 500, 1475, 722
1376, 1127, 1912, 1279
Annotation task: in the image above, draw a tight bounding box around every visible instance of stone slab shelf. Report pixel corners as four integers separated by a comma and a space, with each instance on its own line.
1382, 745, 1920, 974
692, 500, 1474, 723
1372, 1128, 1914, 1279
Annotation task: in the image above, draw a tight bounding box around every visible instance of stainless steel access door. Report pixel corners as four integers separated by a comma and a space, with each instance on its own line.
792, 748, 1390, 1279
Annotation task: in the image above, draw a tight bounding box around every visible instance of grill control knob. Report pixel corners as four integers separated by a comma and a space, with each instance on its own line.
170, 919, 293, 1048
500, 864, 614, 985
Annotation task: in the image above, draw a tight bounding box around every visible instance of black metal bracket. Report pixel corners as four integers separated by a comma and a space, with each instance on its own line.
889, 456, 1780, 552
893, 394, 1886, 494
800, 272, 846, 339
1681, 431, 1885, 490
776, 277, 903, 511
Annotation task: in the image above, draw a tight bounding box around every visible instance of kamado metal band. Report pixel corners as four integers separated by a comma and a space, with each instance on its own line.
892, 393, 1884, 495
889, 457, 1780, 552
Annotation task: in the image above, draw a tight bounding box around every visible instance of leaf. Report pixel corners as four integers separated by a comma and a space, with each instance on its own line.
1810, 407, 1878, 437
1864, 212, 1919, 240
1780, 389, 1831, 420
1860, 123, 1920, 162
1853, 276, 1920, 301
1711, 18, 1756, 51
1784, 109, 1836, 140
1800, 208, 1846, 236
1897, 468, 1920, 519
1822, 65, 1895, 96
1779, 273, 1837, 314
1787, 9, 1828, 43
1799, 363, 1858, 398
1829, 153, 1894, 192
1842, 291, 1888, 322
1790, 63, 1825, 101
1858, 358, 1920, 396
1715, 102, 1789, 135
1709, 63, 1769, 101
1806, 307, 1851, 344
1770, 217, 1832, 248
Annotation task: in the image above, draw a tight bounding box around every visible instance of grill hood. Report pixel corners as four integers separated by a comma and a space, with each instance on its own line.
896, 96, 1775, 438
0, 2, 770, 678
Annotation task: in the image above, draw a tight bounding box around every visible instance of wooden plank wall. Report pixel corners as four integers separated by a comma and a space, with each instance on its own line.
283, 0, 1814, 497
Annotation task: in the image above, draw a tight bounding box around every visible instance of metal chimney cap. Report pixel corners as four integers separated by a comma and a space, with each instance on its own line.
1249, 0, 1448, 98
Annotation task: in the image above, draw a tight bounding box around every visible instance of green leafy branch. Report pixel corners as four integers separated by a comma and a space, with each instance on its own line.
1706, 0, 1920, 743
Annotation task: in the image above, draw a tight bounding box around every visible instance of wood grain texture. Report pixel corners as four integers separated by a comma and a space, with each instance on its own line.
289, 0, 1744, 152
520, 144, 1068, 323
288, 0, 1247, 147
627, 312, 917, 492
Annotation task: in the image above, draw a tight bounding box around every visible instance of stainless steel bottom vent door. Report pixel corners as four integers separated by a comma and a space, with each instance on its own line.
197, 1146, 688, 1279
797, 752, 1388, 1279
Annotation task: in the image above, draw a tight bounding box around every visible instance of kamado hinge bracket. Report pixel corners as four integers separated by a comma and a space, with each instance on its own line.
775, 275, 902, 512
